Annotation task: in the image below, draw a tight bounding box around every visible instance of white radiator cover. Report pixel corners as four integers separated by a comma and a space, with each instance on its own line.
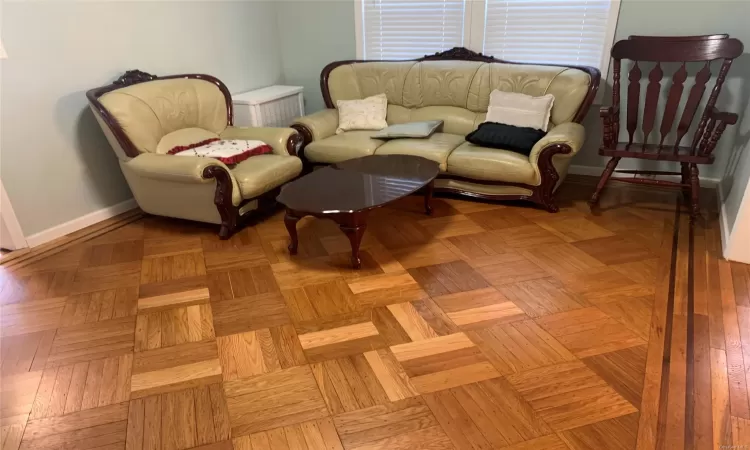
232, 85, 304, 128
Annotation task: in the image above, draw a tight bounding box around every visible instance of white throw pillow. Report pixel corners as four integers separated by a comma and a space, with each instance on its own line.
336, 94, 388, 134
485, 90, 555, 132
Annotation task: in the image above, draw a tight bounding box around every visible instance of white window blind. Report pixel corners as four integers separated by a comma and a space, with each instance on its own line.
482, 0, 615, 69
361, 0, 467, 60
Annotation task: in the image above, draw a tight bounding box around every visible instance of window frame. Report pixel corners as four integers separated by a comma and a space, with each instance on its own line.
354, 0, 621, 83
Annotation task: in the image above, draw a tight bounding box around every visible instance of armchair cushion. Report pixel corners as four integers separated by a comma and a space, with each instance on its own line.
374, 133, 465, 172
305, 130, 385, 163
220, 127, 298, 156
156, 128, 220, 154
446, 141, 538, 185
231, 154, 302, 199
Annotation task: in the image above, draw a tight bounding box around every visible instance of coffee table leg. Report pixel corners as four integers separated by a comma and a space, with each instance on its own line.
424, 180, 435, 215
284, 211, 300, 255
340, 224, 367, 269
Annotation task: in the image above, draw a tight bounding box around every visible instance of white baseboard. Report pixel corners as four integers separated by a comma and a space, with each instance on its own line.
25, 198, 138, 248
717, 182, 730, 258
568, 164, 720, 188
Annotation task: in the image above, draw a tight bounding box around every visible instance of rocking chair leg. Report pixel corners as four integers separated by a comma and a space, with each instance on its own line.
680, 162, 691, 203
589, 157, 621, 207
689, 163, 701, 221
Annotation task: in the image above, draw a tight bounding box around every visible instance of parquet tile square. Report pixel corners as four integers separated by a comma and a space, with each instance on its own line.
217, 329, 281, 381
408, 260, 489, 297
332, 398, 453, 450
211, 292, 290, 337
465, 209, 533, 230
390, 332, 500, 394
1, 269, 77, 304
1, 370, 42, 424
20, 402, 128, 450
223, 365, 328, 436
597, 296, 653, 340
367, 220, 432, 250
582, 345, 648, 407
536, 307, 647, 358
534, 216, 616, 243
281, 279, 358, 323
417, 214, 485, 239
143, 235, 204, 258
80, 240, 144, 268
433, 287, 528, 330
134, 304, 215, 351
474, 252, 550, 285
612, 258, 660, 285
312, 354, 391, 414
138, 276, 210, 313
497, 224, 566, 249
31, 354, 132, 420
560, 412, 639, 450
468, 320, 576, 375
140, 252, 206, 284
522, 244, 605, 278
0, 297, 65, 337
72, 261, 141, 295
506, 361, 637, 431
555, 268, 654, 305
390, 241, 460, 269
233, 418, 343, 450
573, 236, 657, 266
126, 384, 231, 450
47, 316, 136, 368
297, 320, 386, 363
0, 330, 55, 374
60, 287, 138, 327
442, 231, 510, 266
423, 378, 552, 448
202, 245, 268, 271
271, 259, 343, 289
131, 341, 222, 399
346, 272, 428, 307
498, 278, 583, 318
362, 349, 419, 402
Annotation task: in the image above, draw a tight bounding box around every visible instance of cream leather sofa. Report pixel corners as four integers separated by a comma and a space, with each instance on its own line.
88, 70, 303, 238
292, 48, 600, 212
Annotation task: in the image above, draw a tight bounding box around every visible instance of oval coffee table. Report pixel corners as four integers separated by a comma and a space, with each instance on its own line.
277, 154, 440, 268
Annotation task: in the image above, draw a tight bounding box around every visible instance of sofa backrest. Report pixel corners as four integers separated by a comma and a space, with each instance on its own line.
324, 58, 597, 135
88, 72, 231, 158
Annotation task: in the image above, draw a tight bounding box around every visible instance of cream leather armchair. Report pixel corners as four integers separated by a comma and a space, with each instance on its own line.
292, 48, 600, 212
88, 70, 303, 238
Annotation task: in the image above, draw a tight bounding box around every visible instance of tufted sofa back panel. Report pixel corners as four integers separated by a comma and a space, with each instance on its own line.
327, 60, 592, 127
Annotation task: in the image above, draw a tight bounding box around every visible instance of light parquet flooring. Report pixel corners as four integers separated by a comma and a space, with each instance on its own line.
1, 180, 748, 449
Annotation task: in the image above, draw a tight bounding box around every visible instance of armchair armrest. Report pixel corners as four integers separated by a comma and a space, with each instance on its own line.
529, 123, 585, 167
291, 109, 339, 146
220, 126, 301, 156
123, 153, 241, 206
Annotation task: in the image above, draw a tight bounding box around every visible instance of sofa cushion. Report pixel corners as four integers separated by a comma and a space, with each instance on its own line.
374, 133, 465, 172
446, 141, 538, 185
231, 154, 302, 199
305, 130, 386, 163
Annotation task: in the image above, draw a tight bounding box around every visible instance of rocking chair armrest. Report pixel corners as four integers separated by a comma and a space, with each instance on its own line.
599, 105, 619, 119
707, 106, 738, 125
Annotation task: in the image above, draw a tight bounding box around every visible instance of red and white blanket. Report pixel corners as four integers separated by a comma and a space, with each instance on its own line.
168, 138, 273, 164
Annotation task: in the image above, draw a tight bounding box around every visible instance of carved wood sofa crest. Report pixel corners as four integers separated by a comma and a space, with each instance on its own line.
87, 70, 304, 238
291, 47, 601, 212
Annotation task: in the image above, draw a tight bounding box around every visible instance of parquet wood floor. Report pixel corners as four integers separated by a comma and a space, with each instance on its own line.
1, 179, 749, 449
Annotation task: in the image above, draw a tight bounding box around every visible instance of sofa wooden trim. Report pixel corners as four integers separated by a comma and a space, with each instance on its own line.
293, 47, 600, 212
86, 70, 298, 239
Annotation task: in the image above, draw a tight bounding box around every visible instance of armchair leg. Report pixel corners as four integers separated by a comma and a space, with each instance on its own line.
589, 156, 621, 207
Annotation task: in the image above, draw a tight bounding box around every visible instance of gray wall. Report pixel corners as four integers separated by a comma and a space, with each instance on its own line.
277, 0, 750, 181
1, 1, 283, 236
277, 0, 356, 113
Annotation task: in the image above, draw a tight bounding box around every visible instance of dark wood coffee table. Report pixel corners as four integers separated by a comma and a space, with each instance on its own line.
277, 155, 440, 268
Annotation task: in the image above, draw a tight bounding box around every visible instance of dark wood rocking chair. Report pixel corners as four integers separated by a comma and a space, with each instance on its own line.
589, 34, 744, 218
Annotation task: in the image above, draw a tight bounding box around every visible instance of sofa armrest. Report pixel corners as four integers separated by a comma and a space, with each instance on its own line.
529, 123, 585, 167
291, 109, 339, 145
220, 126, 302, 156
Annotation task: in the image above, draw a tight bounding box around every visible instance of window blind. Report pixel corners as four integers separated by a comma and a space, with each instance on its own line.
482, 0, 614, 69
362, 0, 467, 60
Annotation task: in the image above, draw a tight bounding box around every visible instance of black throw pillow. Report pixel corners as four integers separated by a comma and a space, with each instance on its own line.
465, 122, 546, 156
